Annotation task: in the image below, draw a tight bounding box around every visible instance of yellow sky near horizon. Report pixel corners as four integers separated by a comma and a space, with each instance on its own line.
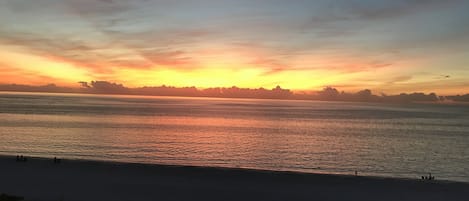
2, 45, 468, 95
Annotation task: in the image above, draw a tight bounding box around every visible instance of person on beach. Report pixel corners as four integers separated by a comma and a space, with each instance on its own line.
428, 173, 434, 180
17, 155, 26, 162
53, 157, 62, 164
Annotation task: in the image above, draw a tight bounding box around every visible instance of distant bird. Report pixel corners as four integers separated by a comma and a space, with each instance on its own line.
434, 75, 451, 79
440, 75, 450, 79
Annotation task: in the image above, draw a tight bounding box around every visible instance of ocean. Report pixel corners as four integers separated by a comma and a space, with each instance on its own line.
0, 92, 468, 182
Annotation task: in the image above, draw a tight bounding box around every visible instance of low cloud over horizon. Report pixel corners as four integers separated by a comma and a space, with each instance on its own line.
1, 0, 469, 95
1, 81, 468, 103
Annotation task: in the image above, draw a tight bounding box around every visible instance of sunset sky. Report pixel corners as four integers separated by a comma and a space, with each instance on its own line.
1, 0, 468, 95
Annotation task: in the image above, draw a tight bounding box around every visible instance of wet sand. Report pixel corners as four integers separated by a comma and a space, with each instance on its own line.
0, 156, 467, 201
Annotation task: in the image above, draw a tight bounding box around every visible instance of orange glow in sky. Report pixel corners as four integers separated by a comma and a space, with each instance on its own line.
1, 1, 468, 95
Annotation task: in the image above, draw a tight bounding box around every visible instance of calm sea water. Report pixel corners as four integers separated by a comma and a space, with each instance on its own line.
0, 92, 468, 182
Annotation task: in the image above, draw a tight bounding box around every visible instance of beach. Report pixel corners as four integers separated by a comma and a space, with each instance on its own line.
0, 156, 468, 201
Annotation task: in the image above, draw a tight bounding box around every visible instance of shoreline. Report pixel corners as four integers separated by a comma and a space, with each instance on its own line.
0, 153, 465, 184
1, 155, 468, 201
0, 154, 464, 184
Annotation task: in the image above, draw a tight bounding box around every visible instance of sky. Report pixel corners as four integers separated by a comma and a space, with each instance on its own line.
1, 0, 468, 95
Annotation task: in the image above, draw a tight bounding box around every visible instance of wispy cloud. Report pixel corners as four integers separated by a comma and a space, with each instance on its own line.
386, 75, 413, 84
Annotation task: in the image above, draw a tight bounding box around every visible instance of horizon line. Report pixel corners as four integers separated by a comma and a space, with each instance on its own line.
1, 81, 468, 103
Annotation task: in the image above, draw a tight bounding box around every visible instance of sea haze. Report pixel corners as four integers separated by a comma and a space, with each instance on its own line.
0, 92, 468, 182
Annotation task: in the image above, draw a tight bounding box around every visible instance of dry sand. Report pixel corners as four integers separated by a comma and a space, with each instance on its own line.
0, 156, 468, 201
